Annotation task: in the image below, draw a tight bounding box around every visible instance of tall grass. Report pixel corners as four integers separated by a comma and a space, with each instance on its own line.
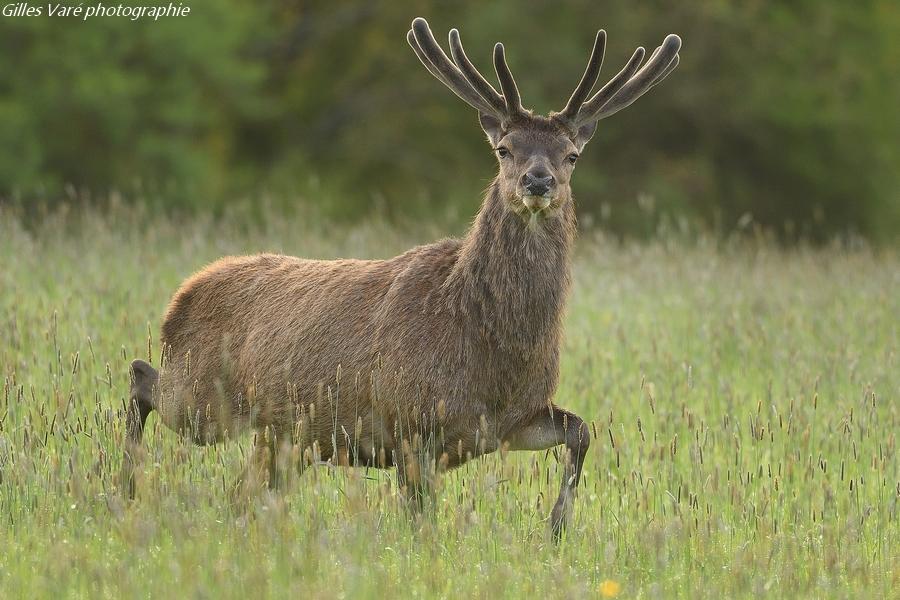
0, 203, 897, 598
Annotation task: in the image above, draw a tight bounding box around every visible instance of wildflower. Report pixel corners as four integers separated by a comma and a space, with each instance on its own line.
599, 579, 621, 598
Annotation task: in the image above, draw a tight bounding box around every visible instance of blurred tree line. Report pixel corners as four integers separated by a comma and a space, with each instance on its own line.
1, 0, 898, 241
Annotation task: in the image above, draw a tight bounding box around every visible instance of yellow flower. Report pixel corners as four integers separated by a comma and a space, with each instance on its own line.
599, 579, 621, 598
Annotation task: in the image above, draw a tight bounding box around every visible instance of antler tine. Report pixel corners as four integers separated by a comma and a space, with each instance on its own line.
648, 54, 680, 90
565, 33, 681, 128
588, 34, 682, 121
408, 29, 495, 115
448, 29, 507, 116
641, 42, 680, 88
407, 31, 454, 93
570, 46, 645, 129
571, 46, 646, 126
559, 30, 607, 121
493, 43, 523, 117
409, 18, 499, 117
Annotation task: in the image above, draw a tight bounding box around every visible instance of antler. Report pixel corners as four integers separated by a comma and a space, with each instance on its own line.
554, 31, 682, 129
408, 17, 525, 122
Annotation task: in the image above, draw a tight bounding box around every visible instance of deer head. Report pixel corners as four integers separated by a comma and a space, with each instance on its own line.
408, 18, 681, 223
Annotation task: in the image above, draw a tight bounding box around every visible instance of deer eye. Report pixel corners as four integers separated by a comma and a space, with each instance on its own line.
496, 147, 511, 159
567, 153, 579, 165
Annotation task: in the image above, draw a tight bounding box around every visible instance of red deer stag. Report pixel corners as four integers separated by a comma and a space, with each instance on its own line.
124, 17, 681, 540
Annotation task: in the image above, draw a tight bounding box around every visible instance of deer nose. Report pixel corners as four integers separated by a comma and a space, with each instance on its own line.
522, 171, 555, 196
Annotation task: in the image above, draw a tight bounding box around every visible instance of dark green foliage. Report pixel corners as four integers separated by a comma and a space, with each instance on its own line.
0, 0, 266, 205
1, 0, 897, 240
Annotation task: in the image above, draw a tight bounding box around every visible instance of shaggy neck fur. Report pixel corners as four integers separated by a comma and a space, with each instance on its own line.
444, 180, 576, 354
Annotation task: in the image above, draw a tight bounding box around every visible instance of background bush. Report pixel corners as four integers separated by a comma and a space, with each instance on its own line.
1, 0, 898, 240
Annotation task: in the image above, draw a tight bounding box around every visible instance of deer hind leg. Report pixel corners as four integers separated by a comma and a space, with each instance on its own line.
122, 359, 159, 499
506, 405, 591, 542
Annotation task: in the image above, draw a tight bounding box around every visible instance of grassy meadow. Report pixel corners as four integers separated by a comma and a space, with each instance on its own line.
0, 203, 897, 598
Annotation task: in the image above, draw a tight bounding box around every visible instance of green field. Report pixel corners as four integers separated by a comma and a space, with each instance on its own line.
0, 204, 897, 598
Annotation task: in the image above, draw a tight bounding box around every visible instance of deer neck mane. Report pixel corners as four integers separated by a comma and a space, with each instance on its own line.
445, 180, 575, 353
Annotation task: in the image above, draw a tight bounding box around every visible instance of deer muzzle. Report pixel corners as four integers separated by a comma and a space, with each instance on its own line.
522, 195, 552, 213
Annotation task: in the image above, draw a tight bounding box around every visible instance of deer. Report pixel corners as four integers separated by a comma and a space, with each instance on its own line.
123, 17, 681, 540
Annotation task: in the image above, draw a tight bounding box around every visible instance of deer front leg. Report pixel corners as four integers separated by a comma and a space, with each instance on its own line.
506, 405, 591, 541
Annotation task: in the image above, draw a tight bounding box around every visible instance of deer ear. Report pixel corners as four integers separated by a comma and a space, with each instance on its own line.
574, 121, 598, 151
479, 113, 504, 146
